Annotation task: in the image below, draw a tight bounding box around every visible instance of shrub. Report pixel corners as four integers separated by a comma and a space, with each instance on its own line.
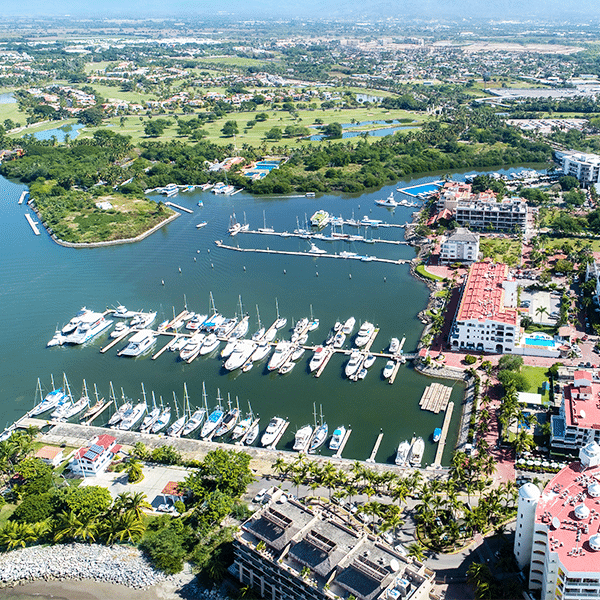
141, 527, 187, 574
464, 354, 477, 365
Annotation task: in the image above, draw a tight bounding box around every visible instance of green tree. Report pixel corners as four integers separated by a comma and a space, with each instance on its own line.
221, 120, 239, 137
63, 486, 112, 521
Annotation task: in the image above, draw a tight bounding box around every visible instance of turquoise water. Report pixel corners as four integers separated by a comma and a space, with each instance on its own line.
0, 92, 16, 104
32, 123, 85, 142
399, 182, 442, 195
525, 337, 556, 347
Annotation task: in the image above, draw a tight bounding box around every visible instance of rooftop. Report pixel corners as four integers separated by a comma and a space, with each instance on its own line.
34, 445, 63, 460
456, 262, 519, 326
563, 381, 600, 431
535, 461, 600, 572
445, 227, 479, 244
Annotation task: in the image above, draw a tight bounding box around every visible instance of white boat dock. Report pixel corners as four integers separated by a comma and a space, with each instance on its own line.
239, 228, 409, 246
25, 213, 40, 235
432, 401, 454, 468
366, 429, 384, 463
100, 330, 132, 354
164, 201, 193, 214
152, 334, 185, 360
332, 428, 352, 459
84, 400, 114, 426
18, 191, 27, 205
314, 347, 334, 378
267, 420, 290, 450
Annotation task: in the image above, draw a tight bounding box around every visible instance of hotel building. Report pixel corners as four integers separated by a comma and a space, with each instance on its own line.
556, 150, 600, 187
455, 196, 528, 232
439, 227, 480, 264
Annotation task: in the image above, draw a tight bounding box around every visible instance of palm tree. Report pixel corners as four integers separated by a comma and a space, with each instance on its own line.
126, 459, 143, 483
53, 510, 82, 543
74, 514, 98, 543
113, 491, 151, 520
113, 511, 145, 543
535, 305, 548, 322
272, 457, 288, 480
380, 506, 404, 541
406, 542, 425, 562
0, 521, 36, 550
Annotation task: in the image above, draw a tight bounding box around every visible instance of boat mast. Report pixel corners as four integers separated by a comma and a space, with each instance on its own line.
109, 382, 117, 409
183, 383, 190, 418
82, 380, 89, 407
63, 374, 73, 405
216, 388, 223, 409
320, 404, 324, 427
173, 392, 180, 419
151, 390, 157, 411
209, 291, 217, 316
93, 383, 100, 405
141, 383, 147, 410
275, 297, 280, 320
50, 373, 56, 391
202, 382, 208, 413
313, 402, 317, 429
256, 305, 262, 329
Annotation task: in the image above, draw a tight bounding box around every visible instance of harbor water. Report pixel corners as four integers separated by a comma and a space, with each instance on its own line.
0, 173, 472, 466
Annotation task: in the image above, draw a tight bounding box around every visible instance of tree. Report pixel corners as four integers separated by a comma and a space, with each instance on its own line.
558, 175, 580, 191
63, 486, 112, 521
140, 527, 187, 574
78, 107, 104, 126
323, 122, 343, 139
221, 120, 239, 137
113, 491, 151, 520
0, 521, 38, 550
265, 127, 282, 140
126, 459, 143, 483
407, 542, 425, 562
498, 355, 523, 372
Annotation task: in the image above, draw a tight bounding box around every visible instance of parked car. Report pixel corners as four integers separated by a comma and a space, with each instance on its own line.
253, 488, 268, 504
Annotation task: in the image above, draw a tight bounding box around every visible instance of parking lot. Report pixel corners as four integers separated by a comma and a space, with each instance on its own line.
80, 463, 190, 510
520, 289, 561, 325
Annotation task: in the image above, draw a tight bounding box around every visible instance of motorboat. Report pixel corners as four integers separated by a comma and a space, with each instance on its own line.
250, 342, 271, 363
308, 243, 327, 255
221, 339, 239, 359
408, 437, 425, 467
357, 368, 368, 380
291, 346, 305, 361
268, 341, 293, 371
383, 360, 395, 379
308, 319, 319, 332
279, 361, 295, 375
112, 305, 136, 318
375, 192, 397, 208
225, 340, 257, 371
201, 403, 225, 439
215, 406, 240, 437
119, 330, 156, 357
110, 322, 130, 338
433, 428, 442, 443
263, 328, 277, 342
309, 346, 328, 372
151, 405, 171, 433
341, 317, 356, 335
119, 402, 147, 431
179, 334, 206, 362
169, 337, 187, 352
196, 221, 208, 229
31, 388, 69, 416
186, 314, 207, 331
64, 312, 113, 345
309, 422, 328, 453
47, 330, 66, 347
329, 426, 346, 451
261, 417, 287, 447
245, 419, 260, 445
199, 333, 220, 355
157, 320, 170, 332
345, 351, 363, 378
293, 425, 313, 451
361, 217, 383, 228
333, 321, 342, 332
61, 307, 91, 335
333, 332, 346, 348
389, 338, 400, 354
182, 407, 207, 436
395, 440, 411, 466
363, 354, 376, 369
310, 210, 331, 228
355, 322, 375, 347
130, 311, 157, 330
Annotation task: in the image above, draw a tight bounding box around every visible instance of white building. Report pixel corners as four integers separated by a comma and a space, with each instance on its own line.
436, 181, 472, 212
551, 370, 600, 451
449, 262, 520, 354
439, 227, 480, 264
585, 261, 600, 302
455, 196, 528, 232
70, 434, 121, 476
515, 442, 600, 600
556, 150, 600, 187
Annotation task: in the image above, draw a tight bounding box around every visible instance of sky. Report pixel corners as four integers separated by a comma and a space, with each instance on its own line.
2, 0, 599, 20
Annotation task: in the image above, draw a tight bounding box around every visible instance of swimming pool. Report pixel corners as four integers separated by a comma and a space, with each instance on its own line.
399, 182, 443, 196
525, 337, 556, 347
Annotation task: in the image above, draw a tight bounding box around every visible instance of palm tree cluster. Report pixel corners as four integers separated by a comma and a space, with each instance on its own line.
0, 491, 149, 550
0, 427, 38, 484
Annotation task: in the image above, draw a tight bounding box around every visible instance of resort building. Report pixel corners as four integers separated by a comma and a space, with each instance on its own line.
34, 445, 64, 467
551, 370, 600, 451
585, 261, 600, 303
449, 262, 520, 354
233, 489, 435, 600
436, 181, 473, 212
69, 434, 121, 477
455, 196, 528, 232
439, 227, 480, 264
556, 150, 600, 187
515, 442, 600, 600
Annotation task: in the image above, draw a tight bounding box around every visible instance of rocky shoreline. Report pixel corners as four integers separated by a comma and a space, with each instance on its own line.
0, 543, 166, 589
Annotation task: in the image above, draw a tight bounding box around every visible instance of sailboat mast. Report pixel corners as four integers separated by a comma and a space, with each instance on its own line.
202, 382, 208, 413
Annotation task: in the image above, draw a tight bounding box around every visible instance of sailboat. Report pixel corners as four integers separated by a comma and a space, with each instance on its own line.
274, 298, 287, 330
257, 210, 274, 233
30, 376, 69, 416
232, 401, 254, 440
151, 397, 171, 433
229, 295, 249, 339
167, 388, 187, 437
251, 305, 265, 341
108, 387, 133, 427
182, 382, 208, 437
215, 394, 240, 437
309, 404, 328, 453
245, 417, 260, 445
81, 383, 106, 421
201, 389, 225, 439
141, 389, 161, 433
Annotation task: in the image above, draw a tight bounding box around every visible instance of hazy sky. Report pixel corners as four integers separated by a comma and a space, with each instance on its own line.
3, 0, 599, 20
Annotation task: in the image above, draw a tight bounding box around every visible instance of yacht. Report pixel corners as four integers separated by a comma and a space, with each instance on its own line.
64, 312, 113, 345
375, 192, 397, 208
279, 361, 295, 374
293, 425, 313, 451
268, 342, 293, 371
329, 426, 347, 451
355, 322, 375, 347
389, 338, 400, 354
395, 440, 411, 467
333, 332, 346, 348
179, 334, 206, 362
221, 338, 239, 359
341, 317, 356, 335
141, 404, 161, 433
433, 428, 442, 443
245, 419, 260, 445
47, 330, 66, 347
308, 319, 319, 332
309, 346, 328, 372
310, 210, 331, 228
363, 354, 376, 369
199, 333, 220, 355
151, 405, 171, 433
201, 399, 225, 439
225, 340, 257, 371
345, 351, 363, 378
249, 342, 271, 363
308, 243, 327, 255
215, 405, 240, 437
119, 402, 147, 431
196, 221, 208, 229
291, 346, 305, 361
130, 311, 157, 330
112, 305, 136, 319
182, 407, 206, 436
119, 330, 156, 357
408, 437, 425, 467
186, 314, 208, 331
31, 388, 69, 416
261, 417, 287, 447
357, 368, 368, 380
110, 322, 130, 339
383, 360, 395, 379
61, 307, 91, 335
309, 423, 328, 453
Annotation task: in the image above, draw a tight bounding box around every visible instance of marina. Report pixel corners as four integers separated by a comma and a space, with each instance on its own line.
419, 383, 453, 413
432, 401, 455, 468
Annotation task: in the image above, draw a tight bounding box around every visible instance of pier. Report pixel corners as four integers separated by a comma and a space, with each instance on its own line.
18, 191, 27, 205
164, 201, 193, 214
366, 429, 384, 463
388, 359, 403, 385
151, 336, 181, 360
100, 331, 131, 354
419, 383, 452, 414
84, 400, 114, 426
25, 213, 40, 235
239, 228, 409, 246
267, 420, 290, 450
314, 347, 334, 378
332, 428, 352, 459
433, 401, 454, 468
215, 240, 410, 266
362, 327, 380, 353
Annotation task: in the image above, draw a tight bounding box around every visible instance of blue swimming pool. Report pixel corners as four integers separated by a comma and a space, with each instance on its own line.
399, 182, 442, 196
525, 337, 556, 347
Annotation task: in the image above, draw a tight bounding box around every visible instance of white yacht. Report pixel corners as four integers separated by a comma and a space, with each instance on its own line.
383, 360, 395, 379
329, 426, 347, 451
221, 338, 239, 359
61, 307, 91, 335
225, 340, 257, 371
249, 342, 271, 363
375, 192, 398, 208
363, 354, 376, 369
112, 305, 136, 318
279, 361, 295, 375
47, 330, 66, 347
261, 417, 287, 447
309, 346, 328, 372
199, 333, 220, 355
119, 330, 156, 357
341, 317, 356, 335
110, 322, 130, 339
345, 351, 363, 378
119, 402, 147, 431
293, 425, 313, 451
151, 405, 171, 433
64, 312, 113, 345
182, 407, 206, 436
130, 311, 157, 330
291, 346, 305, 361
355, 322, 375, 347
395, 440, 411, 466
245, 419, 260, 445
389, 338, 400, 354
268, 341, 293, 371
333, 332, 346, 348
408, 437, 425, 467
179, 334, 206, 362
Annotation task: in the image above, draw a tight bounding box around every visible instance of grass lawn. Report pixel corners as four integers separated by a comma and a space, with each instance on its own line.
0, 503, 16, 527
480, 237, 522, 266
0, 99, 28, 128
197, 56, 279, 69
522, 365, 550, 400
88, 82, 158, 104
416, 263, 444, 281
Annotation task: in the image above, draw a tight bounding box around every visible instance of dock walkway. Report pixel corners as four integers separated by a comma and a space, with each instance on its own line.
332, 428, 351, 459
419, 383, 452, 414
433, 401, 454, 468
366, 430, 384, 463
25, 213, 40, 235
164, 201, 193, 214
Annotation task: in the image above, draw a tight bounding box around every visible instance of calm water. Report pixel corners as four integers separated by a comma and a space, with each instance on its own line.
32, 123, 85, 142
0, 92, 16, 104
0, 173, 474, 466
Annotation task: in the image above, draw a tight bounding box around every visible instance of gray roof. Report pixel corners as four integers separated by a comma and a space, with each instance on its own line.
446, 227, 479, 243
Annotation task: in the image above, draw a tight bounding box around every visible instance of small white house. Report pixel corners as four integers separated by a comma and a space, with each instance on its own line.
70, 434, 121, 477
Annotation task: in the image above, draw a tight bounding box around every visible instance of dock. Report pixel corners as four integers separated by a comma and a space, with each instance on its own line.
388, 359, 404, 385
366, 429, 384, 463
84, 400, 114, 426
215, 241, 410, 266
432, 401, 454, 468
18, 191, 27, 205
314, 348, 334, 378
164, 201, 193, 214
152, 336, 181, 360
236, 418, 260, 446
262, 319, 279, 343
25, 213, 40, 235
419, 383, 453, 414
166, 310, 190, 330
267, 420, 290, 450
363, 328, 380, 353
332, 428, 352, 459
241, 228, 409, 246
100, 331, 131, 354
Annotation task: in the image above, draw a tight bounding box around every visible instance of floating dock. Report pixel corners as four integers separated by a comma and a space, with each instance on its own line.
387, 359, 404, 385
240, 228, 409, 246
332, 428, 352, 459
432, 401, 454, 468
267, 420, 290, 450
18, 191, 27, 205
366, 430, 384, 463
152, 335, 181, 360
164, 201, 193, 214
84, 400, 114, 426
419, 383, 453, 414
100, 331, 131, 354
25, 213, 40, 235
362, 328, 380, 353
314, 348, 334, 378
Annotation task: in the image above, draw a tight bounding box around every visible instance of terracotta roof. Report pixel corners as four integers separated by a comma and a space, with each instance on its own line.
94, 434, 116, 449
456, 262, 518, 325
564, 383, 600, 430
35, 446, 63, 460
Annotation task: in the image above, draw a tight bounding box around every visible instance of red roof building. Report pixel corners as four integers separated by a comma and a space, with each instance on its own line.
34, 445, 64, 467
70, 434, 121, 477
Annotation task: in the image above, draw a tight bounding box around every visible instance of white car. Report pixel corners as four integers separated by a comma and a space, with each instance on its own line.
157, 503, 177, 514
253, 488, 268, 504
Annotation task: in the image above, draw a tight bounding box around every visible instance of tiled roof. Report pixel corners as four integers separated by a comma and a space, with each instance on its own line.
94, 434, 116, 449
456, 262, 518, 325
161, 481, 183, 496
564, 383, 600, 430
34, 446, 63, 460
